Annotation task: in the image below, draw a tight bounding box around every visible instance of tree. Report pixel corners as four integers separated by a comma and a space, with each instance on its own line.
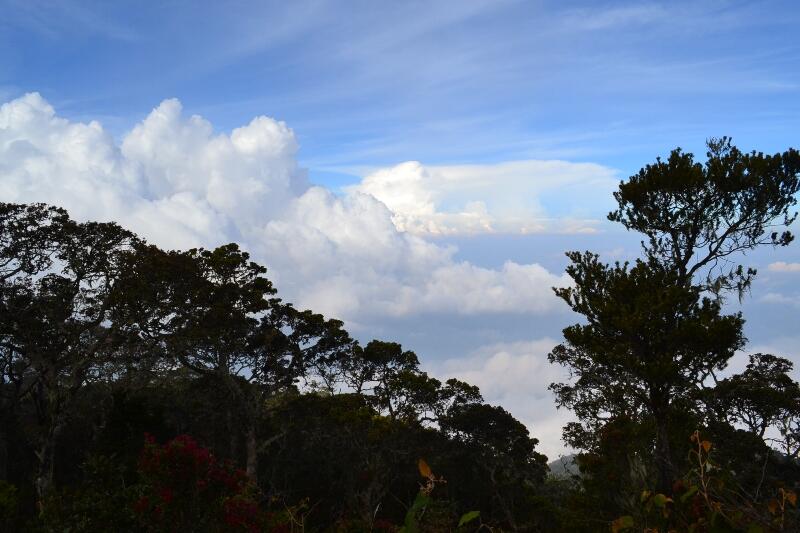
609, 137, 800, 295
114, 242, 354, 484
549, 255, 744, 491
346, 340, 443, 422
707, 353, 800, 469
440, 402, 548, 529
710, 353, 800, 441
0, 203, 139, 498
0, 203, 71, 482
110, 243, 274, 479
247, 303, 353, 479
550, 138, 800, 493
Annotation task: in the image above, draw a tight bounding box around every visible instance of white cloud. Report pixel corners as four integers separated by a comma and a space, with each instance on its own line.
121, 97, 306, 230
0, 92, 302, 249
349, 159, 617, 236
760, 292, 799, 307
0, 93, 571, 323
768, 261, 800, 273
429, 339, 576, 460
258, 185, 571, 319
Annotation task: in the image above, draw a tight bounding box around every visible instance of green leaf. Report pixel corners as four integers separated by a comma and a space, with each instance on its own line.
653, 493, 672, 508
401, 492, 430, 533
680, 485, 699, 503
611, 515, 634, 532
458, 511, 480, 527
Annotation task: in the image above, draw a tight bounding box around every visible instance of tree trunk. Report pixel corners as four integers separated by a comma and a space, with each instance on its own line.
227, 407, 239, 461
245, 422, 258, 485
35, 425, 60, 501
0, 428, 7, 480
654, 414, 676, 494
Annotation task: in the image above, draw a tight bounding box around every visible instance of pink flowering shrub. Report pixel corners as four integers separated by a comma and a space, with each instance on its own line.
133, 434, 284, 532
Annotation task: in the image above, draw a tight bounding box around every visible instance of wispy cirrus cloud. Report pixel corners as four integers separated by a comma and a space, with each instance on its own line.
0, 0, 140, 41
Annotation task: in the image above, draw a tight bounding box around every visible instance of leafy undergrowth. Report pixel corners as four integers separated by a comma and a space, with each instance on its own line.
612, 432, 798, 533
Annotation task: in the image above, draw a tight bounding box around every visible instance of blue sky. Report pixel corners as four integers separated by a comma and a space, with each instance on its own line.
3, 0, 799, 181
1, 0, 799, 457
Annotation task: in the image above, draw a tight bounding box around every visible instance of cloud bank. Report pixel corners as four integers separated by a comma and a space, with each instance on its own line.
0, 93, 303, 249
0, 93, 589, 323
351, 160, 618, 236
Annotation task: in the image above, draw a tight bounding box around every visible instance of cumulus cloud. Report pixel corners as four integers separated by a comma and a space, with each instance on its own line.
768, 261, 800, 273
0, 93, 303, 249
430, 339, 576, 459
0, 93, 571, 323
257, 185, 570, 318
349, 159, 618, 236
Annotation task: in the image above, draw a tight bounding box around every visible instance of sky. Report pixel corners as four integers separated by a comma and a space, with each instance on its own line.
1, 0, 799, 458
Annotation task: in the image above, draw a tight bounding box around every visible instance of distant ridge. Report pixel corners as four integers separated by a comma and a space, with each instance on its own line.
547, 453, 579, 478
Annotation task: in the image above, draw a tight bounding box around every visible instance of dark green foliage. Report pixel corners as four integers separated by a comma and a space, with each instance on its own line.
550, 253, 745, 491
37, 454, 139, 532
0, 201, 552, 531
609, 137, 800, 294
549, 138, 800, 528
2, 137, 799, 531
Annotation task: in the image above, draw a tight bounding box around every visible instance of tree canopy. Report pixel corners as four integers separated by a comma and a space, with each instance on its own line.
0, 201, 551, 531
549, 138, 800, 529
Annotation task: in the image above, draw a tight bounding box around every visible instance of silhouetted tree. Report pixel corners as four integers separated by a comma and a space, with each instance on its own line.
609, 137, 800, 295
549, 256, 744, 492
550, 138, 800, 494
0, 203, 139, 499
712, 354, 800, 439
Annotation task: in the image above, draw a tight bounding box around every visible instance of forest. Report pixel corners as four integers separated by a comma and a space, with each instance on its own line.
0, 138, 799, 532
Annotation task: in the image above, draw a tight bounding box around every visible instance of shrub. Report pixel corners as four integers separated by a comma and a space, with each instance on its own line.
133, 433, 282, 532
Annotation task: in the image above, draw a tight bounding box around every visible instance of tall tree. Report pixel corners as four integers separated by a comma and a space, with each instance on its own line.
0, 203, 71, 481
550, 139, 800, 492
0, 203, 139, 497
549, 256, 744, 491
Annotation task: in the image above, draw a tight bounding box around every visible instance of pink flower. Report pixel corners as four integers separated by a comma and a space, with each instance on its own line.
132, 496, 150, 514
158, 487, 174, 504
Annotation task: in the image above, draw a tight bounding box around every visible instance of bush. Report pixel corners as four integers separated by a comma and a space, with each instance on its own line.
39, 434, 292, 532
133, 434, 283, 532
